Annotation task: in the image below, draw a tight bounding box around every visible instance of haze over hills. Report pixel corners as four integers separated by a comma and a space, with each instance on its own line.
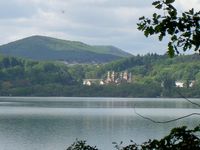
0, 35, 132, 63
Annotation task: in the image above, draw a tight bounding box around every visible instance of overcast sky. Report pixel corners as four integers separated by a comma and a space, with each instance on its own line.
0, 0, 200, 55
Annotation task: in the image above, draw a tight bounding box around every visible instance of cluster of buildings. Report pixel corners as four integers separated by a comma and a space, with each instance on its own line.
104, 71, 132, 84
83, 71, 196, 88
175, 80, 195, 88
83, 71, 132, 86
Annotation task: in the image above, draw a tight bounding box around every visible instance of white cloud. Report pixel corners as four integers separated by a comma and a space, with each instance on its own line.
175, 0, 200, 11
0, 0, 199, 55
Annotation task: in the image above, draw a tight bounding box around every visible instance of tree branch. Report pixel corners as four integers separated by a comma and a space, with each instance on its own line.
175, 89, 200, 108
133, 105, 200, 124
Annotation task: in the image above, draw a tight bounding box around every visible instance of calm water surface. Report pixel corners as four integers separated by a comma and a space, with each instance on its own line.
0, 97, 199, 150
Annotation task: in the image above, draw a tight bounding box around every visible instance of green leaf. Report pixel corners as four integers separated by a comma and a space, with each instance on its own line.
159, 34, 163, 41
169, 10, 177, 18
168, 42, 174, 57
182, 32, 191, 37
137, 24, 144, 30
167, 4, 176, 11
152, 1, 161, 6
139, 16, 145, 20
153, 13, 157, 18
149, 27, 155, 35
155, 4, 162, 9
165, 0, 175, 4
171, 35, 177, 41
155, 24, 162, 32
194, 45, 200, 51
144, 30, 149, 37
189, 8, 194, 15
194, 125, 200, 131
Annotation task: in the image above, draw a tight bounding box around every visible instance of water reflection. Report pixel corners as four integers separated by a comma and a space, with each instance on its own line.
0, 97, 199, 109
0, 97, 199, 150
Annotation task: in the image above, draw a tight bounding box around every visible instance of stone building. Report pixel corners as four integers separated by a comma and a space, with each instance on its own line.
105, 71, 132, 84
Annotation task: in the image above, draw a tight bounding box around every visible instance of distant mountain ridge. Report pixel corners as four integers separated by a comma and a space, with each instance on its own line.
0, 35, 132, 63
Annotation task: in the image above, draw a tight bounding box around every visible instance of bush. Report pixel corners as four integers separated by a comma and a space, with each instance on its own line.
67, 125, 200, 150
115, 125, 200, 150
66, 139, 98, 150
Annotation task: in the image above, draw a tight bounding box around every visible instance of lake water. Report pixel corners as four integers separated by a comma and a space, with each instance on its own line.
0, 97, 199, 150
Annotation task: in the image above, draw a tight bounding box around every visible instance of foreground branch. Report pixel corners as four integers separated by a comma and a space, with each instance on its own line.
134, 106, 200, 123
175, 89, 200, 107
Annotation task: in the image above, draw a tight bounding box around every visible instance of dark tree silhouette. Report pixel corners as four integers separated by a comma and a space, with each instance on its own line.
137, 0, 200, 57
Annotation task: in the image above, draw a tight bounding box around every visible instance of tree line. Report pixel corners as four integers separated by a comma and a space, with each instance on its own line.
0, 54, 200, 97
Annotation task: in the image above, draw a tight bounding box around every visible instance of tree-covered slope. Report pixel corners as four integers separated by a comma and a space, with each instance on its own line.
1, 54, 200, 97
87, 53, 200, 82
0, 35, 131, 63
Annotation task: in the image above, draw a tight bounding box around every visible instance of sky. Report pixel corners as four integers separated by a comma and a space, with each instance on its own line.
0, 0, 200, 55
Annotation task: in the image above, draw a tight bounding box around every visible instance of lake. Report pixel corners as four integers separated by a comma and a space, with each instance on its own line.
0, 97, 199, 150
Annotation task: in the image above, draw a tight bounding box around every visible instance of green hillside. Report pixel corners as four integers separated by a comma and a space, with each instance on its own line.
0, 35, 131, 63
96, 53, 200, 80
1, 54, 200, 97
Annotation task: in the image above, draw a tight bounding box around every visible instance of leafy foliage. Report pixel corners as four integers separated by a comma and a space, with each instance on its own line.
0, 55, 77, 86
116, 125, 200, 150
67, 125, 200, 150
1, 54, 200, 97
66, 140, 98, 150
137, 0, 200, 57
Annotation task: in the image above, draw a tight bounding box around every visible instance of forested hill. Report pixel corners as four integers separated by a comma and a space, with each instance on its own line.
98, 53, 200, 74
0, 35, 131, 63
95, 53, 200, 81
1, 54, 200, 97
